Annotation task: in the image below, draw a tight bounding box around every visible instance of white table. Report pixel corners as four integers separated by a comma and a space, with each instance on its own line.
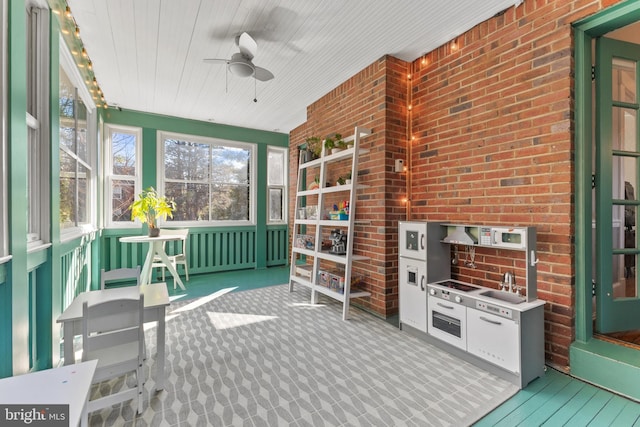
0, 360, 97, 427
120, 235, 187, 290
56, 283, 170, 390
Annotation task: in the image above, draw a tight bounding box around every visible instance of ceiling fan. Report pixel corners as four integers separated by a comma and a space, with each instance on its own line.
204, 32, 274, 82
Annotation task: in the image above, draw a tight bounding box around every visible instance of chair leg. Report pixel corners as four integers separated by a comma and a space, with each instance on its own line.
184, 263, 189, 281
162, 267, 165, 281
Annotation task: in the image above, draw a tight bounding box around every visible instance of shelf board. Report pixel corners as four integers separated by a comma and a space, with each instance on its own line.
318, 219, 350, 226
314, 285, 371, 301
292, 247, 315, 257
316, 251, 370, 263
290, 275, 313, 288
297, 189, 319, 196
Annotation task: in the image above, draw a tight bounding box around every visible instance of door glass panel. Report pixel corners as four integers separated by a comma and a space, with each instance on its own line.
612, 205, 627, 250
611, 253, 637, 299
612, 156, 637, 200
612, 57, 636, 104
611, 108, 636, 151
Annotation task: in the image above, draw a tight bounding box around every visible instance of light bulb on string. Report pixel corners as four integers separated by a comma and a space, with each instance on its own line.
65, 6, 72, 18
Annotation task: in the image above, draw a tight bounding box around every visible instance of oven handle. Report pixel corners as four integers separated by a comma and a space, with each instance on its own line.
436, 302, 455, 310
421, 234, 425, 250
420, 276, 425, 291
479, 316, 502, 326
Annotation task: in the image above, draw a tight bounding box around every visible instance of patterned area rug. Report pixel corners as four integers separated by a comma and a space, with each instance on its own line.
89, 284, 518, 426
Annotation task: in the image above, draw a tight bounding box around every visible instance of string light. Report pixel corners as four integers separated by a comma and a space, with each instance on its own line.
451, 37, 459, 51
87, 60, 92, 70
74, 26, 80, 38
65, 6, 72, 18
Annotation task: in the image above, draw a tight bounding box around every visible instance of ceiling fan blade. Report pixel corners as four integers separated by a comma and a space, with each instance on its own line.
203, 58, 229, 64
238, 32, 257, 60
253, 66, 274, 82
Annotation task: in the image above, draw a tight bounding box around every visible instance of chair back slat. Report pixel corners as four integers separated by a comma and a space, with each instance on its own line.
100, 266, 141, 289
82, 295, 144, 358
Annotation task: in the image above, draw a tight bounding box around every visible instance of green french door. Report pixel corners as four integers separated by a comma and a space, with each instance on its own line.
595, 37, 640, 333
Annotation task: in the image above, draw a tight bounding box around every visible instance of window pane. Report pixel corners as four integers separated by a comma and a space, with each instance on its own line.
111, 179, 135, 222
212, 146, 249, 184
112, 132, 136, 176
269, 188, 283, 221
59, 68, 75, 152
210, 184, 249, 220
164, 182, 210, 221
268, 150, 284, 185
77, 162, 89, 224
165, 139, 209, 181
612, 57, 636, 104
76, 99, 87, 162
59, 149, 75, 229
612, 107, 637, 152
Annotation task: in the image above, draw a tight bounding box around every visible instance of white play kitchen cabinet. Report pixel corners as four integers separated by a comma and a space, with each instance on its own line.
399, 222, 546, 388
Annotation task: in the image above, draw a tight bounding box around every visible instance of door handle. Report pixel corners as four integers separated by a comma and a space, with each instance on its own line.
420, 276, 425, 291
436, 302, 454, 310
479, 316, 502, 326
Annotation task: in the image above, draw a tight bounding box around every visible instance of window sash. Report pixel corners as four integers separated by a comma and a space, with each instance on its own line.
104, 125, 141, 227
58, 39, 96, 238
267, 146, 288, 224
158, 131, 256, 225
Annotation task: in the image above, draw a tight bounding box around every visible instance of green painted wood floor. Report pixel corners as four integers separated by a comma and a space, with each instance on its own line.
475, 367, 640, 426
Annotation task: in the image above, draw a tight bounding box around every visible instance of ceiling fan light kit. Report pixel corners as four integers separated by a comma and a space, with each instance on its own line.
228, 53, 255, 77
204, 32, 274, 81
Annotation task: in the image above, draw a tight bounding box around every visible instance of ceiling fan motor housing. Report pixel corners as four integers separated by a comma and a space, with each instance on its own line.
228, 52, 255, 77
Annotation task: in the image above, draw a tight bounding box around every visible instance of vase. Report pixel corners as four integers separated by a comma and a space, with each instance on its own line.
148, 227, 160, 237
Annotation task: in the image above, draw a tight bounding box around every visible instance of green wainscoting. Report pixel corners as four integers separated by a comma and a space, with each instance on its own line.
101, 226, 288, 279
60, 235, 95, 309
266, 225, 289, 267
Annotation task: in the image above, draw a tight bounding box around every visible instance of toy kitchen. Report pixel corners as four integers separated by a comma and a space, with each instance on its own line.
398, 221, 545, 388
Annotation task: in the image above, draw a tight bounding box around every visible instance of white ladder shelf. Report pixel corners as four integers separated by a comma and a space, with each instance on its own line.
289, 126, 372, 320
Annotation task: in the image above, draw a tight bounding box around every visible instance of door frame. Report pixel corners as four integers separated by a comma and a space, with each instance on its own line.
572, 0, 640, 400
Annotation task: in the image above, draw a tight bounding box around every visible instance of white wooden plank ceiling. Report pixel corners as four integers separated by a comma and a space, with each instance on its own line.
67, 0, 524, 133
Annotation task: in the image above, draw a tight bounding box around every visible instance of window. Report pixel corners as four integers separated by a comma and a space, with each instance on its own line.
267, 146, 288, 224
26, 3, 50, 247
159, 131, 255, 225
104, 124, 141, 228
59, 40, 95, 236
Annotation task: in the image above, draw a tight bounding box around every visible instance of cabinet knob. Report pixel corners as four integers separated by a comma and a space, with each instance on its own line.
455, 295, 462, 303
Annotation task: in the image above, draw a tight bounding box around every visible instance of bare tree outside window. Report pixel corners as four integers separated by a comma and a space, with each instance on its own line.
161, 135, 253, 223
105, 125, 141, 226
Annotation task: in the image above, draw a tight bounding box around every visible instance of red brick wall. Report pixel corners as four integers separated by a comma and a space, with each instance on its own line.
290, 55, 409, 316
409, 0, 622, 368
290, 0, 624, 369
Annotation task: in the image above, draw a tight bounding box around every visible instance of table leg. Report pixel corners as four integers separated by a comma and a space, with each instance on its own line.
155, 307, 166, 391
63, 322, 75, 366
152, 241, 186, 290
140, 244, 156, 285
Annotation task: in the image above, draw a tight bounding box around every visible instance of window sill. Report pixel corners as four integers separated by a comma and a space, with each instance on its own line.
27, 242, 52, 254
0, 255, 12, 265
60, 225, 98, 244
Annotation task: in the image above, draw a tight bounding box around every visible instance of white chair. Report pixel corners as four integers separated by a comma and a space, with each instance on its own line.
100, 266, 141, 290
82, 295, 145, 415
151, 228, 189, 282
